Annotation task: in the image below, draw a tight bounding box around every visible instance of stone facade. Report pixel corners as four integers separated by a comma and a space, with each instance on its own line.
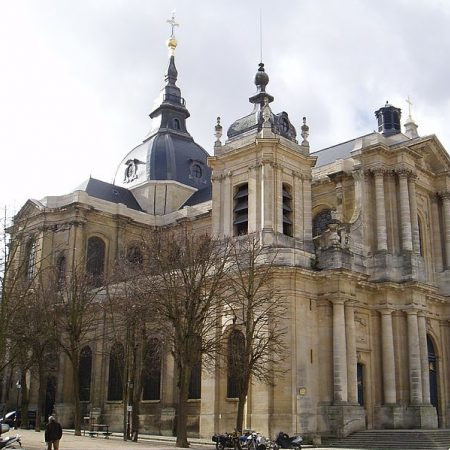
3, 42, 450, 440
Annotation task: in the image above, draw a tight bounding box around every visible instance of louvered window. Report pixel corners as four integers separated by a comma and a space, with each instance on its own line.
282, 184, 293, 237
233, 183, 248, 236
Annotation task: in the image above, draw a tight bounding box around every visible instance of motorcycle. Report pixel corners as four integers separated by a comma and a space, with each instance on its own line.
273, 432, 302, 450
212, 432, 238, 450
241, 431, 267, 450
0, 434, 22, 449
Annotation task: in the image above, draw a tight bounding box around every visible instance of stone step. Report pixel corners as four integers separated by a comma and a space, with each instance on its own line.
325, 429, 450, 449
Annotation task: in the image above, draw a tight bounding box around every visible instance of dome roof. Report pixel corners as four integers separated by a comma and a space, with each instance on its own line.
114, 132, 211, 191
114, 47, 212, 203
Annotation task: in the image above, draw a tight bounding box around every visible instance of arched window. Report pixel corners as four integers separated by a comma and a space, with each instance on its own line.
24, 239, 36, 281
107, 343, 124, 401
127, 246, 143, 265
56, 254, 66, 287
79, 346, 92, 401
227, 330, 245, 398
173, 118, 181, 130
142, 338, 161, 401
312, 209, 332, 237
86, 237, 105, 286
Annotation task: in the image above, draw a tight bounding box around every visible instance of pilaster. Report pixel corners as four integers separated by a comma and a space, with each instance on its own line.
332, 299, 348, 403
398, 170, 413, 252
373, 169, 388, 251
406, 309, 423, 405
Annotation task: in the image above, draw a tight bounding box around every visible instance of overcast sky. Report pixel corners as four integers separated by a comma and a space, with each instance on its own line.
1, 0, 450, 213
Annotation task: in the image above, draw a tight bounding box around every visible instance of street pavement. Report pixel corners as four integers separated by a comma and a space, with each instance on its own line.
1, 429, 345, 450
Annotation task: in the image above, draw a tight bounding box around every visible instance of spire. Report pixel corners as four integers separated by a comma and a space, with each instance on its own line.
404, 96, 419, 139
147, 12, 191, 139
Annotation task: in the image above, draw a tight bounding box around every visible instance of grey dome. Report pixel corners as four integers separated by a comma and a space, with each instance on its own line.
114, 132, 211, 191
114, 52, 212, 203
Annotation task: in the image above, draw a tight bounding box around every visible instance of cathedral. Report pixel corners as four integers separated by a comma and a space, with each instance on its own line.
5, 25, 450, 439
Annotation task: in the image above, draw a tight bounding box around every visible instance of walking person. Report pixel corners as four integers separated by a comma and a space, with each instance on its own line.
45, 416, 62, 450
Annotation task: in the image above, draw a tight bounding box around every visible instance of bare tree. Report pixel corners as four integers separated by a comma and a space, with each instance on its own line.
49, 263, 105, 436
105, 253, 162, 442
224, 236, 289, 433
136, 226, 231, 448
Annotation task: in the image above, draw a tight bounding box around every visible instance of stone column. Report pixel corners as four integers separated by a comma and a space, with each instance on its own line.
408, 174, 421, 254
418, 312, 431, 404
248, 166, 258, 234
380, 309, 397, 404
441, 192, 450, 268
211, 175, 222, 237
345, 303, 357, 404
373, 169, 388, 251
293, 173, 304, 240
398, 170, 413, 251
275, 164, 284, 234
431, 195, 443, 273
303, 175, 313, 243
332, 299, 348, 403
262, 162, 274, 231
406, 309, 423, 404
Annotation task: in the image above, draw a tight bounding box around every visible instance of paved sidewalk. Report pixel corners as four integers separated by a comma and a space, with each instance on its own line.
2, 429, 216, 450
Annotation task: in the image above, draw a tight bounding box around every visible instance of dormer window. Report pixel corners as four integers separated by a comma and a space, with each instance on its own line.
233, 183, 248, 236
281, 118, 289, 133
192, 164, 202, 179
173, 118, 181, 130
282, 183, 293, 236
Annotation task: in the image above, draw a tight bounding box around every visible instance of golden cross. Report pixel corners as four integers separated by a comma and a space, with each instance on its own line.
167, 11, 179, 37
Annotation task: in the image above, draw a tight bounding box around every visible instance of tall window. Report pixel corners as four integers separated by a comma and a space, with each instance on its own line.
24, 239, 36, 281
86, 237, 105, 286
312, 209, 332, 237
142, 338, 161, 401
108, 343, 124, 401
188, 358, 202, 400
127, 246, 143, 265
56, 254, 66, 287
418, 215, 424, 256
227, 330, 245, 398
282, 184, 293, 236
79, 346, 92, 401
233, 183, 248, 236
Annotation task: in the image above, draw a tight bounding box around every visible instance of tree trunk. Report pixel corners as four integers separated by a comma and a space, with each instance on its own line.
20, 372, 29, 429
236, 394, 247, 433
176, 364, 190, 448
35, 363, 46, 432
70, 356, 81, 436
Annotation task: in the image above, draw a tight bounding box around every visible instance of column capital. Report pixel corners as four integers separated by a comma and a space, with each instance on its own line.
404, 307, 419, 316
438, 190, 450, 200
378, 307, 394, 315
372, 167, 387, 177
396, 168, 413, 178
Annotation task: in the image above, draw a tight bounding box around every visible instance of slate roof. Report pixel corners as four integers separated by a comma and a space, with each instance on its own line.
75, 178, 143, 211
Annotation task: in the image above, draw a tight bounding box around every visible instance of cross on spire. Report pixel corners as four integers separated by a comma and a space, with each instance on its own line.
167, 10, 179, 37
406, 95, 413, 118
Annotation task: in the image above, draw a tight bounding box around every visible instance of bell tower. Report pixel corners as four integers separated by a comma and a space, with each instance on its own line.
208, 63, 316, 263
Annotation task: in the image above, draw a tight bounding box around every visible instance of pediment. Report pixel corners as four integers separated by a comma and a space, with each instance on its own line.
409, 135, 450, 175
14, 199, 44, 222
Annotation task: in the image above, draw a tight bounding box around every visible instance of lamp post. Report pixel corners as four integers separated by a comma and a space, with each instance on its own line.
15, 380, 21, 429
126, 380, 133, 440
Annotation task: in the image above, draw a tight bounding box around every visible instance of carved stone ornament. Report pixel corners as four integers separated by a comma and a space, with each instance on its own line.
124, 159, 139, 183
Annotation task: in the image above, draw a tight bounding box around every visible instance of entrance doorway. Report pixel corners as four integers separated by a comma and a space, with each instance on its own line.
44, 376, 57, 422
427, 336, 438, 409
357, 363, 364, 406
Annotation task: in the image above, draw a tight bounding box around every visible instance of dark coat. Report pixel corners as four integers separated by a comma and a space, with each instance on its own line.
45, 421, 62, 442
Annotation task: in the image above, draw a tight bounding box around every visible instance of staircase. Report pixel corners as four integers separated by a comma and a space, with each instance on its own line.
325, 429, 450, 449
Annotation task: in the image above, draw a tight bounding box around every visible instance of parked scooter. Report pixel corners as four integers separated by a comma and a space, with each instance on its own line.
212, 432, 238, 450
273, 432, 302, 450
240, 431, 267, 450
0, 434, 22, 449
